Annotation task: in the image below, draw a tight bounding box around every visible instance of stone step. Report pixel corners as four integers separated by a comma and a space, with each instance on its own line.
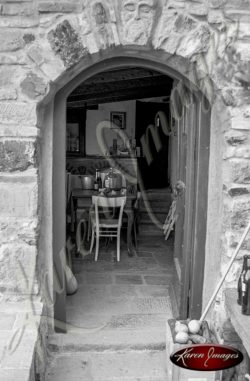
139, 211, 167, 224
48, 331, 166, 353
46, 349, 167, 381
48, 311, 170, 352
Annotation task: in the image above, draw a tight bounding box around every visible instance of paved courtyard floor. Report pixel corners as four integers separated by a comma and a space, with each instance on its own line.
46, 234, 177, 381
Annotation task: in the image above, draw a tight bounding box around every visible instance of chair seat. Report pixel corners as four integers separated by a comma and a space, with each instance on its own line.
91, 214, 119, 228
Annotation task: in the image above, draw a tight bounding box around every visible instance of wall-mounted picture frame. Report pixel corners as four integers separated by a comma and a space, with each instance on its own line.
110, 111, 126, 130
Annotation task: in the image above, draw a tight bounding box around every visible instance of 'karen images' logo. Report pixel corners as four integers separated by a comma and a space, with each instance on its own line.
170, 344, 243, 372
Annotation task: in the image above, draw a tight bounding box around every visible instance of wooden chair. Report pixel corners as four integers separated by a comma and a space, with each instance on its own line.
90, 196, 126, 261
163, 200, 176, 241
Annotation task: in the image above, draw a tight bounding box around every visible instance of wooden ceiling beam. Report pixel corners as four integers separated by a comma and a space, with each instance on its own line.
67, 86, 170, 108
68, 76, 172, 101
74, 67, 163, 88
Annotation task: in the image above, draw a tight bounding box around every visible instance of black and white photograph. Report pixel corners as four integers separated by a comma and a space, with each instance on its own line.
110, 111, 127, 130
0, 1, 250, 381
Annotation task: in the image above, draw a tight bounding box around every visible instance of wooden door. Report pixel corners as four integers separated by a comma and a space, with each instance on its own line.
188, 100, 211, 318
171, 83, 211, 319
173, 106, 187, 281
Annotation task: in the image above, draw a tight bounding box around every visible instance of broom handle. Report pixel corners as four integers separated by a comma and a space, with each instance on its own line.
199, 219, 250, 323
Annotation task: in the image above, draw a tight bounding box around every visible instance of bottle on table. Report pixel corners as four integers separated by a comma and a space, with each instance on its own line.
97, 170, 102, 189
94, 169, 99, 191
237, 255, 248, 305
241, 255, 250, 315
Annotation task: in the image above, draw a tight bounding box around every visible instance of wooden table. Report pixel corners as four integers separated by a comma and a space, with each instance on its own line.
70, 189, 137, 256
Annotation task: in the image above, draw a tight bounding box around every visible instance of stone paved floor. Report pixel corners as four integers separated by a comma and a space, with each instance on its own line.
46, 234, 177, 381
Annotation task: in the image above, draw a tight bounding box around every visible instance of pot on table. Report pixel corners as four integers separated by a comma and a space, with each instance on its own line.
104, 168, 123, 191
80, 175, 94, 190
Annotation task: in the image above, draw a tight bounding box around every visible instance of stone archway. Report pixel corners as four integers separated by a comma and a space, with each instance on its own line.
50, 49, 212, 328
0, 1, 249, 368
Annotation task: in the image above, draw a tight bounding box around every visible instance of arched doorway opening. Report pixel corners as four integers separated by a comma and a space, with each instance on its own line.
44, 49, 211, 331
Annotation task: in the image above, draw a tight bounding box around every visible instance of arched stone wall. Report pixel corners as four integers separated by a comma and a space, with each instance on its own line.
0, 0, 250, 341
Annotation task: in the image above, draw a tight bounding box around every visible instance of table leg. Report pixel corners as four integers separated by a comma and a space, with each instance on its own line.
126, 210, 135, 257
70, 196, 74, 233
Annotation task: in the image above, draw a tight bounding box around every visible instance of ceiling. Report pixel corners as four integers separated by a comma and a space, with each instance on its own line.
67, 67, 173, 108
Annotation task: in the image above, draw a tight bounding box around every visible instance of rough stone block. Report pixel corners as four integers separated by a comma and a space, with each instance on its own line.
188, 4, 208, 16
27, 44, 65, 81
48, 19, 88, 68
0, 125, 39, 138
38, 1, 81, 13
0, 244, 37, 294
0, 102, 37, 126
221, 87, 241, 108
208, 10, 225, 23
0, 88, 17, 100
21, 72, 48, 100
231, 106, 250, 130
23, 33, 36, 44
0, 140, 36, 172
231, 199, 250, 230
233, 146, 250, 159
231, 160, 250, 184
153, 11, 197, 51
0, 30, 25, 51
228, 187, 250, 197
177, 24, 211, 58
238, 22, 250, 40
236, 41, 250, 61
0, 219, 38, 246
0, 15, 39, 28
225, 131, 247, 146
209, 0, 226, 8
0, 52, 27, 65
227, 231, 250, 250
168, 0, 185, 9
0, 179, 38, 218
0, 67, 18, 88
224, 0, 250, 10
27, 45, 45, 66
0, 3, 36, 16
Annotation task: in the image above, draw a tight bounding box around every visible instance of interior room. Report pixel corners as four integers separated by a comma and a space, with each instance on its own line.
64, 66, 182, 335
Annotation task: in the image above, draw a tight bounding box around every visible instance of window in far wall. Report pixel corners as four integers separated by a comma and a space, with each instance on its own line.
67, 123, 80, 153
